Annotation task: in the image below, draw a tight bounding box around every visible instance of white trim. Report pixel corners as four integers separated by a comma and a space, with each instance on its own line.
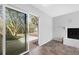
2, 5, 6, 55
39, 38, 52, 46
65, 27, 67, 39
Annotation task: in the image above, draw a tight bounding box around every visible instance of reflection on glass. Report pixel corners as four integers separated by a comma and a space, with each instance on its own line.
6, 8, 27, 55
29, 14, 39, 49
29, 15, 38, 34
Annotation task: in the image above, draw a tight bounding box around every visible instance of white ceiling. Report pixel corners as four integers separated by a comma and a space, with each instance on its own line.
32, 4, 79, 17
11, 4, 79, 17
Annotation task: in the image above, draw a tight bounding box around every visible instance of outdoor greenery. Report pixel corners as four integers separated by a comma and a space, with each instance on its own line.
6, 8, 26, 40
29, 15, 38, 33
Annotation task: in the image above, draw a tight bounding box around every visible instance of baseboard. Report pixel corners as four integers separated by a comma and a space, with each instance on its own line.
39, 38, 53, 46
53, 37, 63, 43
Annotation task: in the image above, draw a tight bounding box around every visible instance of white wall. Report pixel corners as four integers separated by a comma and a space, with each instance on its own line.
7, 4, 53, 46
38, 12, 53, 46
53, 11, 79, 41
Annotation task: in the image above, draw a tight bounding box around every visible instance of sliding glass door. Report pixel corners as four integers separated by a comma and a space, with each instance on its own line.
6, 7, 28, 55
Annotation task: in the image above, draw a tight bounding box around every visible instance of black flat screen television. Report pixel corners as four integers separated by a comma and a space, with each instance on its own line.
68, 28, 79, 39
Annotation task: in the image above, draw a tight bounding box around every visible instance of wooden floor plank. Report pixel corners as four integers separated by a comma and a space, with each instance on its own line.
26, 40, 79, 55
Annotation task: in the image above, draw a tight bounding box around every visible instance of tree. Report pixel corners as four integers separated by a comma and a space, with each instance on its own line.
6, 8, 26, 40
29, 15, 38, 33
31, 16, 38, 27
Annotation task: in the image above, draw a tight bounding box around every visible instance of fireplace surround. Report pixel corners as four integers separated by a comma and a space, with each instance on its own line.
63, 27, 79, 48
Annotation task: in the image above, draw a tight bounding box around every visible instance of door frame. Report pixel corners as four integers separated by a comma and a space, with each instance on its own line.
3, 4, 29, 55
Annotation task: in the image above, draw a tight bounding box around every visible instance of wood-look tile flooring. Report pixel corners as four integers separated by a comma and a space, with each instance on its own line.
26, 40, 79, 55
29, 39, 38, 51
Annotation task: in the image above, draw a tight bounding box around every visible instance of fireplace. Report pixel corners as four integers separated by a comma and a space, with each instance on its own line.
68, 28, 79, 39
63, 28, 79, 48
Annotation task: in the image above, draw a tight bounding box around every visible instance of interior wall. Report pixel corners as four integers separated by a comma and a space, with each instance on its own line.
53, 11, 79, 41
7, 4, 53, 46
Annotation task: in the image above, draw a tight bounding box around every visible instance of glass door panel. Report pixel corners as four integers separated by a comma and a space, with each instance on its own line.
6, 7, 28, 55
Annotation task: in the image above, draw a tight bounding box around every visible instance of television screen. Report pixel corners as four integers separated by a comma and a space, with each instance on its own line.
68, 28, 79, 39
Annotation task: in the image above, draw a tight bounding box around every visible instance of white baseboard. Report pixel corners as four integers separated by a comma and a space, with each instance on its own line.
39, 38, 53, 46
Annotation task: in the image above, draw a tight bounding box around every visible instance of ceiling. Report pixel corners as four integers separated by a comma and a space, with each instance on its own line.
32, 4, 79, 17
11, 4, 79, 17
